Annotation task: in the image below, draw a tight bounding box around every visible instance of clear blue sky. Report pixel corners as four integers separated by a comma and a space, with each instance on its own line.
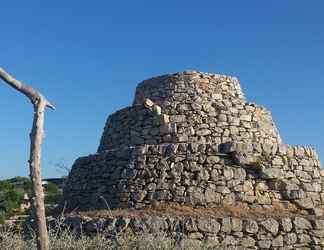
0, 1, 323, 179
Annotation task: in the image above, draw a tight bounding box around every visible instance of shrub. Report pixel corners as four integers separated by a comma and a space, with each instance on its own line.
45, 193, 63, 205
0, 186, 25, 222
46, 182, 59, 195
0, 228, 189, 250
23, 180, 32, 194
0, 181, 12, 191
5, 189, 23, 204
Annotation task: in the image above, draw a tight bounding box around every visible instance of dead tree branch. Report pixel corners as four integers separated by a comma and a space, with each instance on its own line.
0, 67, 54, 250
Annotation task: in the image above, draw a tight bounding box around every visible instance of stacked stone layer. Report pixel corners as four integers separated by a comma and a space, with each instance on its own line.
64, 70, 324, 248
62, 214, 324, 249
64, 143, 323, 212
98, 71, 281, 152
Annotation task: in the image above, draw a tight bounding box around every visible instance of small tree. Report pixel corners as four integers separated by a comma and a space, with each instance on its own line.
46, 182, 59, 194
0, 67, 55, 250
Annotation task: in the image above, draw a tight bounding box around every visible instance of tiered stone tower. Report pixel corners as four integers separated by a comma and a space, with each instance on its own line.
63, 71, 324, 248
64, 71, 323, 212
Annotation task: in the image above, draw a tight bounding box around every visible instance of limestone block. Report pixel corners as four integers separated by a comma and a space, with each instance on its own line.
261, 218, 279, 235
294, 217, 312, 230
260, 167, 285, 179
244, 219, 258, 233
295, 198, 314, 209
144, 98, 154, 108
240, 236, 255, 247
272, 235, 284, 247
197, 218, 220, 233
258, 239, 271, 249
281, 218, 293, 232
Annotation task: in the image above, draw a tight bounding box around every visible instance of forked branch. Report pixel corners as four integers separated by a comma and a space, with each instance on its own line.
0, 67, 55, 110
0, 66, 54, 250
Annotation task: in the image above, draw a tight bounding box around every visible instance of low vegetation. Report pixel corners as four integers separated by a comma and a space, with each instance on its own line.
44, 182, 63, 205
0, 177, 62, 224
0, 177, 32, 223
0, 228, 201, 250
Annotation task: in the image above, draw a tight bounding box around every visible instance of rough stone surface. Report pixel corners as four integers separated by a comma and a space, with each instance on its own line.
261, 218, 279, 235
63, 71, 324, 249
59, 214, 324, 249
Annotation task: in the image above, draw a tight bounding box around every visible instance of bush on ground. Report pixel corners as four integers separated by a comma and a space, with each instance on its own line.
0, 228, 204, 250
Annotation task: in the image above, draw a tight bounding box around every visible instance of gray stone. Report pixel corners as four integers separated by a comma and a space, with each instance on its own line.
258, 239, 271, 249
315, 220, 324, 229
143, 98, 154, 108
272, 235, 284, 247
240, 114, 252, 122
294, 217, 312, 230
260, 167, 285, 179
240, 236, 255, 247
197, 218, 220, 233
196, 129, 211, 136
281, 218, 293, 232
295, 197, 314, 209
298, 233, 312, 244
313, 208, 324, 217
244, 219, 258, 234
231, 218, 242, 232
206, 156, 220, 164
184, 217, 197, 232
221, 217, 232, 233
205, 188, 221, 203
284, 233, 297, 245
222, 235, 237, 246
261, 218, 279, 235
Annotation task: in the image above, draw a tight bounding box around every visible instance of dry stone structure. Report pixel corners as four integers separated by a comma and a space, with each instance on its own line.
61, 214, 324, 249
63, 71, 324, 249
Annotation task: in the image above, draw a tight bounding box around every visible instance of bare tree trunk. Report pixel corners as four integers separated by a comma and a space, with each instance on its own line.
0, 67, 54, 250
29, 98, 49, 250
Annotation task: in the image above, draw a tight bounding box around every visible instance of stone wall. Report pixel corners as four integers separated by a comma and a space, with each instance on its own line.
62, 214, 324, 249
63, 70, 324, 248
64, 142, 324, 213
98, 71, 281, 152
133, 71, 245, 106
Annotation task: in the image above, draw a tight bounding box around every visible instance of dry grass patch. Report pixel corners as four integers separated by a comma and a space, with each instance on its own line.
0, 227, 210, 250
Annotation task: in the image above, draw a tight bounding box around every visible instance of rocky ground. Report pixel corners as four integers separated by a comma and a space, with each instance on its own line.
48, 202, 324, 249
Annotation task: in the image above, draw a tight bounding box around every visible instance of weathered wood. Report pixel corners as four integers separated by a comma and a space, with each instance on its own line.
0, 67, 54, 250
0, 68, 54, 110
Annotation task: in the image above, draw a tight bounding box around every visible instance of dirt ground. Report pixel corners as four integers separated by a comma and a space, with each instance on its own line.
64, 201, 319, 220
